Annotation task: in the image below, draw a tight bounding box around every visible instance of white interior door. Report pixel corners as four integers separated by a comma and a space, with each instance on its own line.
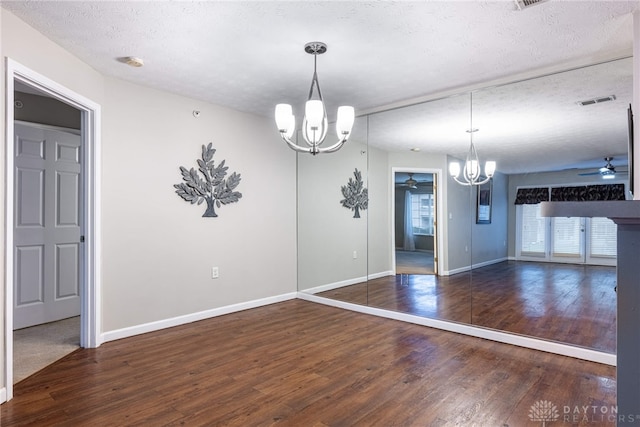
14, 122, 82, 329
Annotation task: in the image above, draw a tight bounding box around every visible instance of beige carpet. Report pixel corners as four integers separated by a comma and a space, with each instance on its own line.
13, 316, 80, 383
396, 250, 434, 275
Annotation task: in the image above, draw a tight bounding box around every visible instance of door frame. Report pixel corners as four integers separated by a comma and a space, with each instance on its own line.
391, 167, 443, 276
4, 59, 102, 401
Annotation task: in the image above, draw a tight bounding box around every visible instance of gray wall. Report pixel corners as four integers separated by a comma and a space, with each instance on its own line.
101, 77, 297, 330
367, 144, 393, 277
471, 171, 508, 266
297, 138, 369, 290
1, 8, 298, 353
444, 156, 473, 273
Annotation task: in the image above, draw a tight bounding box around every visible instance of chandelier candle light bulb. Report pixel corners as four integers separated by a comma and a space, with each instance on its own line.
449, 93, 496, 186
275, 42, 354, 155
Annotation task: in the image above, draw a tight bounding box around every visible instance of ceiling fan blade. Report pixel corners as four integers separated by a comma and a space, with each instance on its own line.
578, 171, 601, 176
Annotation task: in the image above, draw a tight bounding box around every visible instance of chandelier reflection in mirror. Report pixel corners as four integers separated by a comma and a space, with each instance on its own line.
449, 92, 496, 186
275, 42, 355, 155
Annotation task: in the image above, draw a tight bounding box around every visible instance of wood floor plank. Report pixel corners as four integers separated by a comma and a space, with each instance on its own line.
2, 299, 615, 426
319, 260, 616, 352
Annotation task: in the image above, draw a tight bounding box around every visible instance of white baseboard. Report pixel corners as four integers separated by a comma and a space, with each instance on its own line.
301, 276, 367, 294
297, 292, 616, 366
473, 256, 508, 269
368, 270, 394, 280
102, 292, 297, 343
443, 257, 508, 276
0, 387, 6, 403
301, 271, 394, 295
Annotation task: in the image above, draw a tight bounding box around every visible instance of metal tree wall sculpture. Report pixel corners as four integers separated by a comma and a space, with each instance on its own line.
174, 143, 242, 217
340, 168, 368, 218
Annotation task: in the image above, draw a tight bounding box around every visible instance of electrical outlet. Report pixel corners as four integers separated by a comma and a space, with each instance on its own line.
211, 267, 219, 279
353, 250, 358, 259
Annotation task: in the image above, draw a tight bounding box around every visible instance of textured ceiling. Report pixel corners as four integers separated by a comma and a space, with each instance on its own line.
369, 57, 633, 174
3, 0, 639, 174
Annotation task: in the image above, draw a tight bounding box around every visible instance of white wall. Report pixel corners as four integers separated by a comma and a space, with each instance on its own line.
1, 9, 297, 395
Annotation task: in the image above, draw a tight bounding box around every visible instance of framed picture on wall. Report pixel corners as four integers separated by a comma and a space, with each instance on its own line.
476, 179, 492, 224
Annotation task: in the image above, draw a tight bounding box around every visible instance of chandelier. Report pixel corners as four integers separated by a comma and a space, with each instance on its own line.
449, 92, 496, 186
275, 42, 355, 155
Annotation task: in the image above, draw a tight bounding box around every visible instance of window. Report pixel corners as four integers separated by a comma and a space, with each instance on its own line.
552, 216, 583, 258
589, 217, 617, 258
411, 193, 434, 235
516, 203, 616, 265
520, 203, 546, 256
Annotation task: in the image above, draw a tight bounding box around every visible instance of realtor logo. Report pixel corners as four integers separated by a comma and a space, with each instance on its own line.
529, 400, 560, 426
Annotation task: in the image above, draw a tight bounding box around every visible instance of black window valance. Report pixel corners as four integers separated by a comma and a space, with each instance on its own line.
550, 183, 626, 202
515, 183, 625, 205
514, 187, 550, 205
550, 186, 587, 201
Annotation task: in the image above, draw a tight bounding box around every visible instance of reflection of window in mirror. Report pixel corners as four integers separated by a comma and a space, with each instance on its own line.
517, 204, 617, 264
410, 193, 434, 235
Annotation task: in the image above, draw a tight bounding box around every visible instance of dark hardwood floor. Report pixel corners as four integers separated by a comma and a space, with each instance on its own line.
2, 299, 615, 426
317, 261, 617, 353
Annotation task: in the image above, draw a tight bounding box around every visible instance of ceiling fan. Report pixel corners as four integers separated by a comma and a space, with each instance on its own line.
403, 173, 418, 188
578, 157, 627, 180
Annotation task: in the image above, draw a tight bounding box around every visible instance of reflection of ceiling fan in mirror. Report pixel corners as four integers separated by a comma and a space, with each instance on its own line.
578, 157, 627, 180
396, 172, 433, 189
404, 173, 418, 189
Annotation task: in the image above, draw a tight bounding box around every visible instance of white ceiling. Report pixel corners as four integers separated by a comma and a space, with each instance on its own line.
3, 0, 639, 174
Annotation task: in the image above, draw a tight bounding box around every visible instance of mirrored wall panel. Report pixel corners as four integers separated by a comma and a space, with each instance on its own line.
297, 116, 369, 303
298, 57, 631, 355
469, 58, 631, 353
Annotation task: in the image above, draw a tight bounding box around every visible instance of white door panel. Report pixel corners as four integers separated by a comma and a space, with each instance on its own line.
15, 245, 44, 305
14, 123, 81, 329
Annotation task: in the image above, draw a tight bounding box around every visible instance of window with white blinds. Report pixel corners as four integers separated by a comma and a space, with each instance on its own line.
517, 203, 617, 265
589, 217, 617, 258
552, 217, 583, 257
411, 193, 434, 235
520, 203, 546, 255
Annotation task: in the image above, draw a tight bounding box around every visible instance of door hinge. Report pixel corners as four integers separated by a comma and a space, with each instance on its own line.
80, 235, 85, 243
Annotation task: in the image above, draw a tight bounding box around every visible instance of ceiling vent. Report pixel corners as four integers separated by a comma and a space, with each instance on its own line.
577, 95, 617, 107
514, 0, 549, 10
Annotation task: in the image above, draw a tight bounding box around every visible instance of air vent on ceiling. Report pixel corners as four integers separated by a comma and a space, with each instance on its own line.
514, 0, 549, 10
577, 95, 617, 107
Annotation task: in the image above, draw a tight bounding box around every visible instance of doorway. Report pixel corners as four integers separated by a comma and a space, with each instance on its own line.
392, 169, 439, 276
13, 111, 83, 381
5, 59, 101, 402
